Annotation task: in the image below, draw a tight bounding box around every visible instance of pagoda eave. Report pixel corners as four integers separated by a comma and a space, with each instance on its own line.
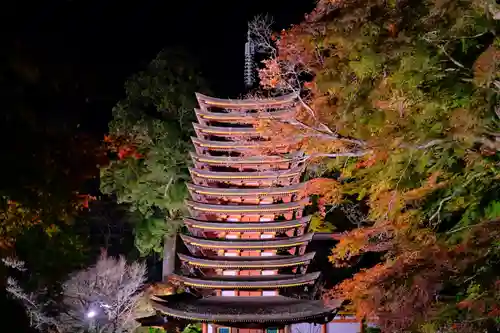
190, 152, 304, 167
169, 272, 321, 289
195, 92, 299, 110
180, 233, 314, 250
186, 182, 305, 198
149, 294, 341, 327
184, 216, 311, 233
193, 123, 266, 138
194, 109, 295, 125
185, 199, 309, 214
188, 167, 305, 187
191, 137, 292, 154
178, 252, 316, 269
189, 166, 306, 179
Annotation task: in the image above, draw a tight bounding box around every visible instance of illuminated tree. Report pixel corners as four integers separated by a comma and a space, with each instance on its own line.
253, 0, 500, 331
0, 45, 105, 251
5, 251, 148, 333
100, 49, 210, 256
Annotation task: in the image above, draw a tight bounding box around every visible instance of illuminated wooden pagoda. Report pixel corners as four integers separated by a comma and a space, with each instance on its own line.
140, 93, 346, 333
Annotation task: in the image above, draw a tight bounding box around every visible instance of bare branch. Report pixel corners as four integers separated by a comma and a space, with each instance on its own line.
304, 151, 373, 161
59, 251, 147, 333
248, 14, 276, 56
5, 275, 60, 331
2, 256, 27, 271
429, 173, 484, 225
5, 252, 148, 333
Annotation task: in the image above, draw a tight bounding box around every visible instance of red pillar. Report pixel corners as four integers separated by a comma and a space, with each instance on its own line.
321, 324, 327, 333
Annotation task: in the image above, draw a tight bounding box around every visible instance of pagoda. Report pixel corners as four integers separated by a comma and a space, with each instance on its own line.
140, 93, 345, 333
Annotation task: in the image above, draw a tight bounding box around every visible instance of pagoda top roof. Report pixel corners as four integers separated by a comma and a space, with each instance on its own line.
189, 153, 304, 167
149, 293, 341, 326
180, 233, 314, 250
193, 123, 265, 136
188, 166, 305, 181
184, 216, 311, 232
185, 199, 309, 214
187, 182, 305, 196
169, 272, 320, 289
195, 92, 299, 110
178, 252, 316, 269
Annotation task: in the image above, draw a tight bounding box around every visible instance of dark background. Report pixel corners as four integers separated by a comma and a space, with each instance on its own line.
0, 0, 315, 134
0, 0, 316, 330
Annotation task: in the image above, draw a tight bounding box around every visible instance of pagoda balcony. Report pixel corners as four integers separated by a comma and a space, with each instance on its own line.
169, 272, 320, 290
188, 167, 305, 188
184, 216, 311, 238
190, 153, 305, 172
185, 199, 309, 221
180, 233, 313, 257
193, 124, 269, 141
187, 183, 306, 204
177, 252, 316, 271
196, 92, 299, 112
148, 293, 341, 327
195, 108, 294, 127
191, 137, 293, 156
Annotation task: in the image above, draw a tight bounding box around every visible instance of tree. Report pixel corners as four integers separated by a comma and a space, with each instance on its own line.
100, 49, 210, 256
0, 43, 105, 251
252, 1, 500, 331
5, 251, 148, 333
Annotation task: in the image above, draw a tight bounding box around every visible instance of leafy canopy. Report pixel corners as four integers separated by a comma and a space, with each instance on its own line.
101, 49, 210, 256
257, 0, 500, 331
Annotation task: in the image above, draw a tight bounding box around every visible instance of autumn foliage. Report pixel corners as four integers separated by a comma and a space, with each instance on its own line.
255, 0, 500, 331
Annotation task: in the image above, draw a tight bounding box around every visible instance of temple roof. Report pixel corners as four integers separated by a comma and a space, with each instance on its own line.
180, 233, 314, 250
191, 137, 290, 151
169, 272, 320, 289
150, 293, 341, 326
189, 166, 305, 181
190, 152, 303, 166
178, 252, 316, 269
195, 108, 294, 124
195, 92, 299, 110
187, 182, 305, 197
184, 216, 311, 232
185, 199, 309, 214
193, 123, 266, 137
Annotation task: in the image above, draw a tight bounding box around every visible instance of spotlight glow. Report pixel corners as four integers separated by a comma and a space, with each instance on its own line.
86, 310, 97, 319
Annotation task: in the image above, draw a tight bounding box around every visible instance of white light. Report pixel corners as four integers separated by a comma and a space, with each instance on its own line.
86, 310, 97, 319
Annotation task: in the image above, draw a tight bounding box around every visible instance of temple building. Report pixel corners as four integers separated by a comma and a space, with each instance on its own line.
139, 93, 366, 333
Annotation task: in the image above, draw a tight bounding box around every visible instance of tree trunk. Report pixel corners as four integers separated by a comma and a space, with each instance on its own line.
162, 234, 177, 282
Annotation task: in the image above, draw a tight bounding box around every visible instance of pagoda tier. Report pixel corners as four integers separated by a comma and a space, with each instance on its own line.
180, 234, 312, 255
141, 92, 341, 332
185, 200, 308, 222
193, 124, 270, 141
147, 293, 342, 328
178, 252, 315, 270
186, 183, 306, 204
170, 272, 320, 289
191, 137, 294, 155
184, 216, 311, 237
189, 167, 305, 187
195, 108, 294, 127
190, 153, 306, 171
195, 92, 299, 110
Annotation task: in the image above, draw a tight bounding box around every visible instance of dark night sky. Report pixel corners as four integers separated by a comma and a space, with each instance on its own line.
1, 0, 315, 133
0, 3, 315, 329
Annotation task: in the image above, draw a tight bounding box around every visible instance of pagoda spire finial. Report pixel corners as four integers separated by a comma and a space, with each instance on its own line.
244, 26, 256, 89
